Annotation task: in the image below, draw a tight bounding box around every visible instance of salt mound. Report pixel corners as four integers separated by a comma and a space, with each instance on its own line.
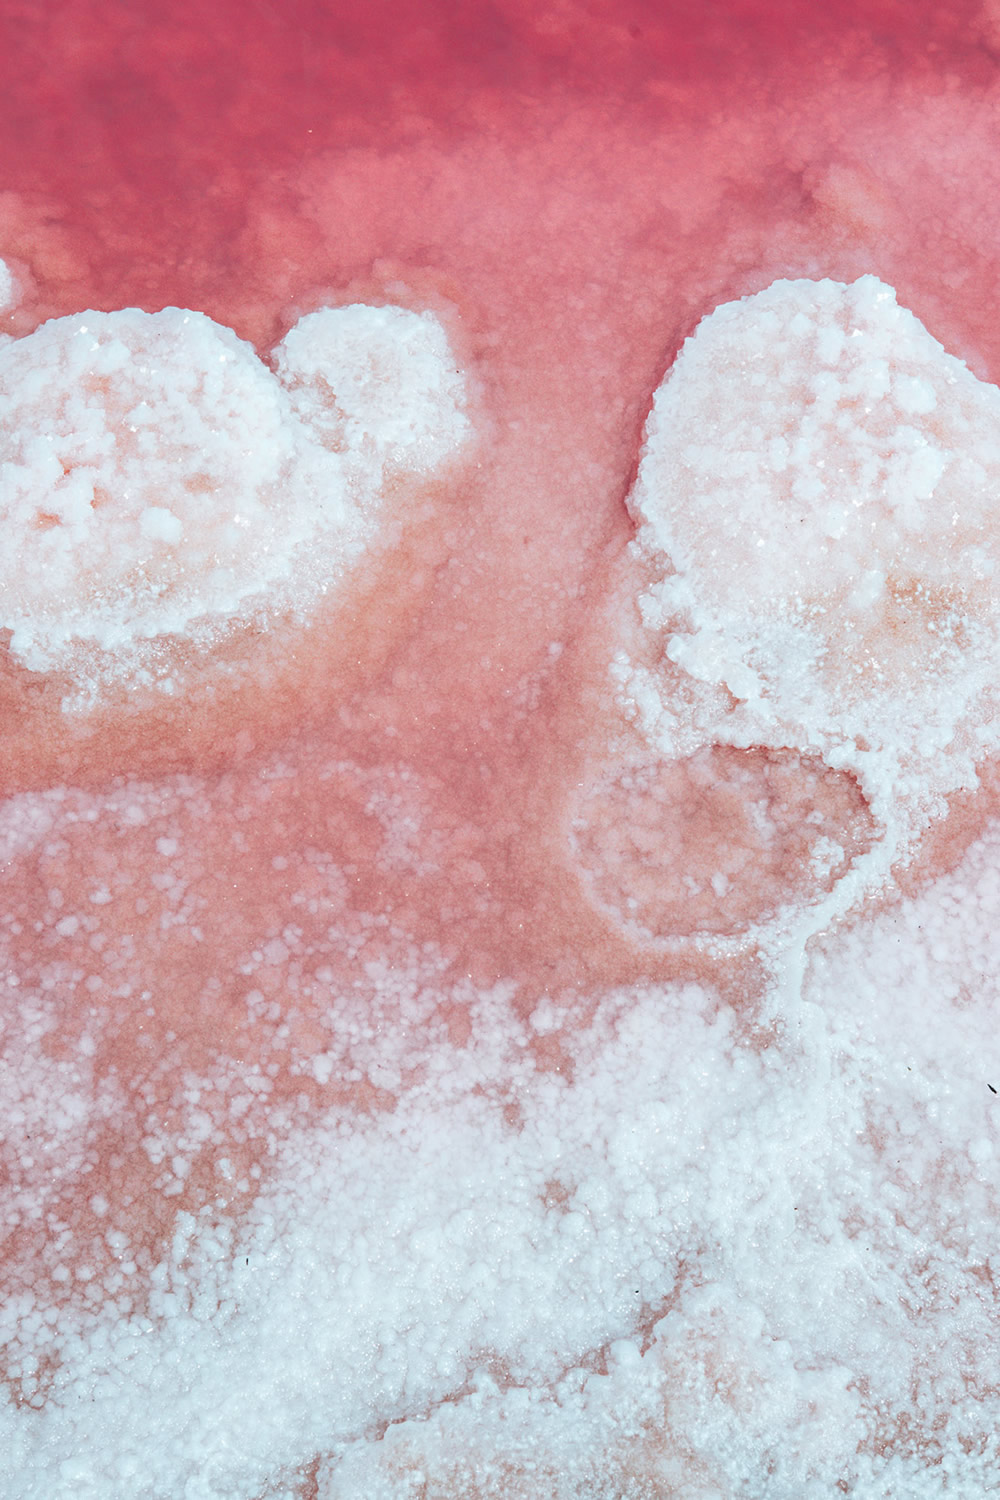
0, 301, 469, 688
629, 276, 1000, 780
613, 275, 1000, 941
0, 308, 311, 669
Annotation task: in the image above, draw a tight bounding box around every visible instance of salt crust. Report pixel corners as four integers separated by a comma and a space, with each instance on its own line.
0, 297, 468, 693
2, 769, 1000, 1496
620, 276, 1000, 950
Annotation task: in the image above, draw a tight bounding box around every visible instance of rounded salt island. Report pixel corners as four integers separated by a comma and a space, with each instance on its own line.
0, 297, 470, 700
275, 302, 470, 476
584, 276, 1000, 956
625, 275, 1000, 835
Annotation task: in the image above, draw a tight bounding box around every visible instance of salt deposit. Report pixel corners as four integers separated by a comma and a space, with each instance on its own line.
614, 275, 1000, 952
0, 257, 15, 314
3, 276, 1000, 1497
3, 798, 999, 1496
0, 297, 469, 694
275, 302, 470, 476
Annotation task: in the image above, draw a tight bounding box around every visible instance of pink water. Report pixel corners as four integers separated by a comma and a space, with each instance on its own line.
4, 2, 1000, 1495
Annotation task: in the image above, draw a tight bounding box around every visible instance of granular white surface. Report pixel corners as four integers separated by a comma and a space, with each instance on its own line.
0, 297, 469, 690
275, 303, 470, 476
2, 791, 1000, 1496
0, 257, 15, 314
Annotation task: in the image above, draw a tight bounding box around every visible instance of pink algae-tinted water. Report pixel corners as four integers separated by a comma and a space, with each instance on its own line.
6, 2, 1000, 1496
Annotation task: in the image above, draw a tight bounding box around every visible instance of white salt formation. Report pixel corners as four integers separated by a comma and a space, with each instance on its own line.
276, 302, 469, 475
622, 276, 1000, 924
0, 257, 15, 314
0, 301, 468, 689
4, 276, 1000, 1497
7, 273, 1000, 1500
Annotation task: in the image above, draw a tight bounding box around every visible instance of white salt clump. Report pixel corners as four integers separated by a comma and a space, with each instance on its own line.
0, 309, 306, 670
0, 301, 469, 691
275, 302, 470, 475
623, 275, 1000, 937
632, 275, 1000, 743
